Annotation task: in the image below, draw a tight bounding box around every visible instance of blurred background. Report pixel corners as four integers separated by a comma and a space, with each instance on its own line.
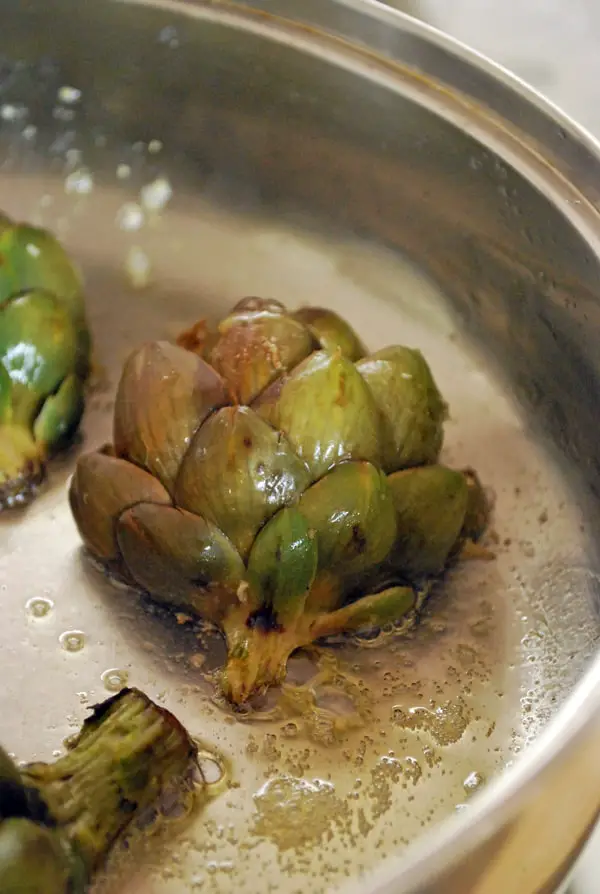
383, 2, 600, 893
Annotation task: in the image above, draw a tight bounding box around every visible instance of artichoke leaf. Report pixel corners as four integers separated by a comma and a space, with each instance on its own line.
33, 373, 85, 453
357, 345, 447, 472
292, 306, 366, 361
209, 314, 314, 405
387, 465, 469, 579
298, 460, 397, 604
246, 507, 318, 627
68, 449, 171, 561
313, 585, 417, 638
113, 340, 228, 493
272, 350, 382, 480
116, 502, 245, 620
0, 289, 79, 407
175, 405, 311, 558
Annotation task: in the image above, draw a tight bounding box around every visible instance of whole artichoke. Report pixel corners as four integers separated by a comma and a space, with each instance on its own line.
0, 213, 91, 510
69, 298, 489, 704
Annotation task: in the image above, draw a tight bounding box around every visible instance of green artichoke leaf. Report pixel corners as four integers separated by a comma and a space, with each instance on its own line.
299, 460, 397, 603
314, 585, 417, 638
175, 405, 311, 558
113, 340, 229, 493
33, 373, 85, 453
0, 223, 89, 375
292, 307, 366, 361
272, 350, 382, 481
387, 464, 469, 579
69, 448, 172, 562
357, 345, 447, 472
246, 507, 318, 627
460, 467, 491, 543
0, 290, 79, 423
116, 502, 245, 620
0, 224, 83, 318
209, 313, 314, 405
0, 362, 11, 424
0, 819, 75, 894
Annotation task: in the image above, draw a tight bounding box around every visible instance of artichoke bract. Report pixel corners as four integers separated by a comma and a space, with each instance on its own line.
0, 688, 199, 893
69, 297, 490, 705
0, 214, 91, 510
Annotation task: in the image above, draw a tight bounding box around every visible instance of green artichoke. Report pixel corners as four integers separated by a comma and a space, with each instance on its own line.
69, 298, 490, 704
0, 214, 91, 510
0, 688, 198, 893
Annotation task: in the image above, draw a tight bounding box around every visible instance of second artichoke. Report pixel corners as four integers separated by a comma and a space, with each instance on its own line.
69, 298, 490, 704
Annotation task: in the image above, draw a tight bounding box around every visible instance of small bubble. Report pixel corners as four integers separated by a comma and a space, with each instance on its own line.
22, 125, 37, 140
140, 176, 173, 212
64, 168, 94, 195
59, 630, 86, 653
195, 753, 224, 785
148, 139, 163, 154
116, 163, 131, 180
57, 85, 81, 104
116, 202, 144, 232
53, 106, 76, 123
101, 668, 128, 692
26, 596, 54, 618
1, 103, 27, 122
159, 25, 180, 48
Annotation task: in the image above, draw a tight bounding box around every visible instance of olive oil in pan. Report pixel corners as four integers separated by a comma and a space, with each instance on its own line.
0, 172, 595, 894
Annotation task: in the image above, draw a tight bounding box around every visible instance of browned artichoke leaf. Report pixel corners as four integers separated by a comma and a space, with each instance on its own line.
113, 341, 228, 493
387, 464, 469, 579
209, 314, 314, 405
116, 503, 244, 619
220, 296, 287, 326
298, 460, 397, 609
357, 346, 447, 472
69, 449, 171, 561
292, 307, 366, 360
174, 405, 311, 559
272, 350, 382, 481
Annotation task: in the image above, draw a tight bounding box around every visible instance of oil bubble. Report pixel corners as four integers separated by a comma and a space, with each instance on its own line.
101, 668, 128, 692
59, 630, 86, 653
26, 596, 54, 618
64, 168, 94, 195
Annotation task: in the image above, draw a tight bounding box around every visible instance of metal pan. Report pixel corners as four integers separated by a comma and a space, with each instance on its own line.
1, 1, 599, 892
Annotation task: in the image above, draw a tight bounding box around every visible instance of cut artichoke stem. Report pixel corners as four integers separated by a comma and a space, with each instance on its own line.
222, 608, 314, 705
20, 688, 198, 880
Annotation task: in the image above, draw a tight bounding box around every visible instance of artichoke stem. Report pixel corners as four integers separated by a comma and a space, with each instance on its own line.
222, 610, 310, 705
20, 688, 198, 878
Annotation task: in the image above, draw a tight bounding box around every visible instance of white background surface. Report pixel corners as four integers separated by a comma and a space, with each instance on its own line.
385, 2, 600, 891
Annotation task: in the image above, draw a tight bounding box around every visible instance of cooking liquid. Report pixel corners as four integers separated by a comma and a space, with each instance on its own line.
0, 164, 596, 894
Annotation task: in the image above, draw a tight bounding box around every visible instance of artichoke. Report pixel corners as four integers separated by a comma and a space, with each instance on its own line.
0, 688, 198, 893
69, 298, 490, 705
0, 214, 91, 510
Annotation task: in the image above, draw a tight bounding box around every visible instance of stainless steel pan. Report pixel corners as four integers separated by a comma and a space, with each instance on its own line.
1, 1, 599, 892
